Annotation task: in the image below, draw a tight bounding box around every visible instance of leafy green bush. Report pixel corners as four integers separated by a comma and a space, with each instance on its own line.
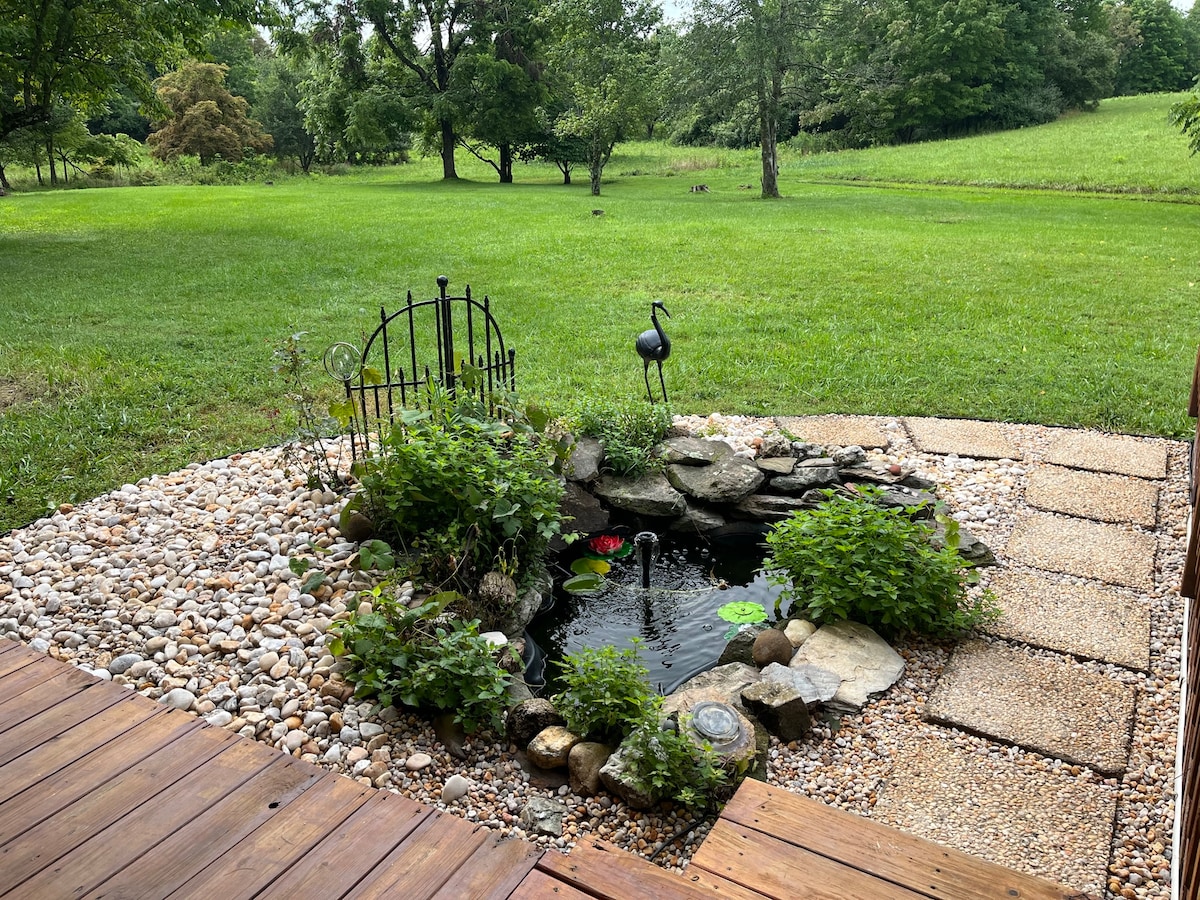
621, 714, 728, 809
572, 396, 672, 477
763, 487, 998, 637
552, 643, 657, 744
352, 404, 564, 597
328, 590, 513, 733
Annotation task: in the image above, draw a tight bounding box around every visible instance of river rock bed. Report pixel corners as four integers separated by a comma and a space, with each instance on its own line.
0, 416, 1184, 898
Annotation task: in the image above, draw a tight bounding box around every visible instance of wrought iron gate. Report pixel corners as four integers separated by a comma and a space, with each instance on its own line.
326, 275, 515, 459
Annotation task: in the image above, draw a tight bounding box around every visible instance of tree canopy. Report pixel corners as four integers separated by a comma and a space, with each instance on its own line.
147, 62, 273, 164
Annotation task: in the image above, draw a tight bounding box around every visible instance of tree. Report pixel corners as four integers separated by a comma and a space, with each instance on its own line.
147, 62, 273, 164
687, 0, 813, 198
545, 0, 662, 196
0, 0, 267, 145
449, 0, 547, 183
1114, 0, 1194, 94
256, 55, 317, 170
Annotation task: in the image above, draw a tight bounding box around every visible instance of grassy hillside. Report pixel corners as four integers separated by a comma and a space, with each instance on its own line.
1, 94, 1198, 531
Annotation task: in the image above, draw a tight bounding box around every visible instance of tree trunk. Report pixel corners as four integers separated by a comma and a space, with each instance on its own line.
499, 144, 513, 183
557, 161, 572, 185
440, 118, 458, 180
589, 164, 601, 196
760, 109, 779, 199
46, 138, 58, 186
0, 163, 9, 194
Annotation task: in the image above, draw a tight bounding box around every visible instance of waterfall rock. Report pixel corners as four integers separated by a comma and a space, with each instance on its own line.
594, 473, 688, 517
657, 437, 735, 465
666, 457, 764, 504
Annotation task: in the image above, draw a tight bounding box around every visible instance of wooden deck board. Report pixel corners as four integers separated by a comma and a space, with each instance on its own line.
0, 681, 127, 766
537, 839, 768, 899
431, 833, 543, 900
0, 698, 164, 806
167, 773, 376, 900
0, 658, 95, 718
702, 778, 1095, 900
346, 811, 491, 900
86, 754, 323, 900
253, 791, 431, 898
508, 868, 597, 899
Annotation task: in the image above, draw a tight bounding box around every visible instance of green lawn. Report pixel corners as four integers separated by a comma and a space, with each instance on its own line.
1, 92, 1198, 531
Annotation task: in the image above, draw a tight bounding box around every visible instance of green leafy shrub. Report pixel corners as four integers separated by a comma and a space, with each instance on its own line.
763, 487, 998, 637
621, 714, 728, 809
573, 397, 672, 477
328, 590, 512, 733
552, 643, 657, 744
351, 404, 564, 598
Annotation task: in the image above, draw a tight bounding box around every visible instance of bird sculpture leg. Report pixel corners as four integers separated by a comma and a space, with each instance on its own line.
644, 361, 654, 403
657, 360, 668, 404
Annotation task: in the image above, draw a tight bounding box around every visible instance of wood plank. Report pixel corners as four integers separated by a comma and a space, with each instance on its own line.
0, 697, 163, 806
0, 657, 95, 719
0, 643, 39, 678
84, 754, 323, 900
0, 707, 204, 843
1189, 344, 1200, 418
166, 774, 376, 900
254, 791, 430, 898
691, 820, 928, 900
507, 868, 596, 900
429, 833, 542, 900
712, 780, 1093, 900
0, 680, 127, 766
346, 811, 490, 900
0, 727, 248, 896
537, 839, 768, 900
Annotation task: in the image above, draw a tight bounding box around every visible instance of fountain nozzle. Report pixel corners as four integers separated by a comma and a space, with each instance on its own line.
634, 531, 660, 589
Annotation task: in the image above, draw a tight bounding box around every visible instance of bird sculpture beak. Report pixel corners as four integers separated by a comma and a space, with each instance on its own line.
659, 304, 671, 318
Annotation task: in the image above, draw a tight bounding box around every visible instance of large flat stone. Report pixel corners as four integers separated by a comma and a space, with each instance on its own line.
925, 639, 1136, 776
774, 415, 892, 450
1025, 465, 1159, 527
789, 620, 903, 709
904, 417, 1021, 459
1004, 513, 1155, 590
874, 729, 1117, 895
1043, 430, 1168, 479
982, 571, 1150, 671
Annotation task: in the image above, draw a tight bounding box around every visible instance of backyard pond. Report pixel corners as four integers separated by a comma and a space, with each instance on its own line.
525, 525, 786, 695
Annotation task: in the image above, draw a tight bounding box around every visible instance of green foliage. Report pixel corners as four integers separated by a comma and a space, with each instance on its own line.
1171, 93, 1200, 155
552, 643, 657, 744
620, 714, 728, 809
763, 488, 998, 638
352, 394, 564, 596
573, 396, 672, 477
271, 331, 346, 490
328, 590, 512, 733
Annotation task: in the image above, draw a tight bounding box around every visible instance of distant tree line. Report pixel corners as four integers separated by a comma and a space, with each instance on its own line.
3, 0, 1200, 198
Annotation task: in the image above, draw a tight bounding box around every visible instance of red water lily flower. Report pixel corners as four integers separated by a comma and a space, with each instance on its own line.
587, 535, 625, 557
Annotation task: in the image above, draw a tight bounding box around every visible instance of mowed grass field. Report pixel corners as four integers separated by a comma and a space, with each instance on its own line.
1, 93, 1197, 531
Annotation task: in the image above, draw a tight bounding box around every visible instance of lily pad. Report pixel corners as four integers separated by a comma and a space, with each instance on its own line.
717, 600, 768, 624
571, 557, 611, 576
563, 573, 605, 594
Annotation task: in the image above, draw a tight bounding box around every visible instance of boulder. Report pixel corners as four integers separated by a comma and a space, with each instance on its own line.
784, 619, 817, 648
667, 456, 764, 504
732, 493, 817, 523
669, 503, 728, 534
594, 473, 688, 518
752, 628, 793, 668
759, 432, 793, 458
756, 457, 795, 476
520, 797, 568, 836
930, 519, 996, 566
600, 744, 662, 810
766, 662, 841, 706
791, 621, 904, 710
528, 725, 583, 769
657, 437, 734, 465
566, 436, 604, 483
769, 466, 840, 494
741, 679, 812, 742
506, 698, 565, 748
557, 482, 611, 537
831, 445, 867, 466
667, 662, 761, 710
716, 629, 765, 667
875, 486, 938, 517
670, 691, 756, 772
341, 511, 375, 543
568, 741, 613, 796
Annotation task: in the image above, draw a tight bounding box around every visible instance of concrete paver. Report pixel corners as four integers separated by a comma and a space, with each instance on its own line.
1025, 465, 1159, 527
925, 639, 1136, 776
774, 415, 892, 450
1043, 430, 1168, 479
904, 417, 1021, 459
1004, 512, 1155, 591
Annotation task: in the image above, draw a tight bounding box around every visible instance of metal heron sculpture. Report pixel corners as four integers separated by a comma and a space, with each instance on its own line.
636, 301, 672, 403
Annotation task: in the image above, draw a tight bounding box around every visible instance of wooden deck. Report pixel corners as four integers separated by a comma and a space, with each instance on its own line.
0, 638, 1093, 899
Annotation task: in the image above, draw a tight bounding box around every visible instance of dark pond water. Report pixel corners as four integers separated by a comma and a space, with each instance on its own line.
526, 528, 787, 696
